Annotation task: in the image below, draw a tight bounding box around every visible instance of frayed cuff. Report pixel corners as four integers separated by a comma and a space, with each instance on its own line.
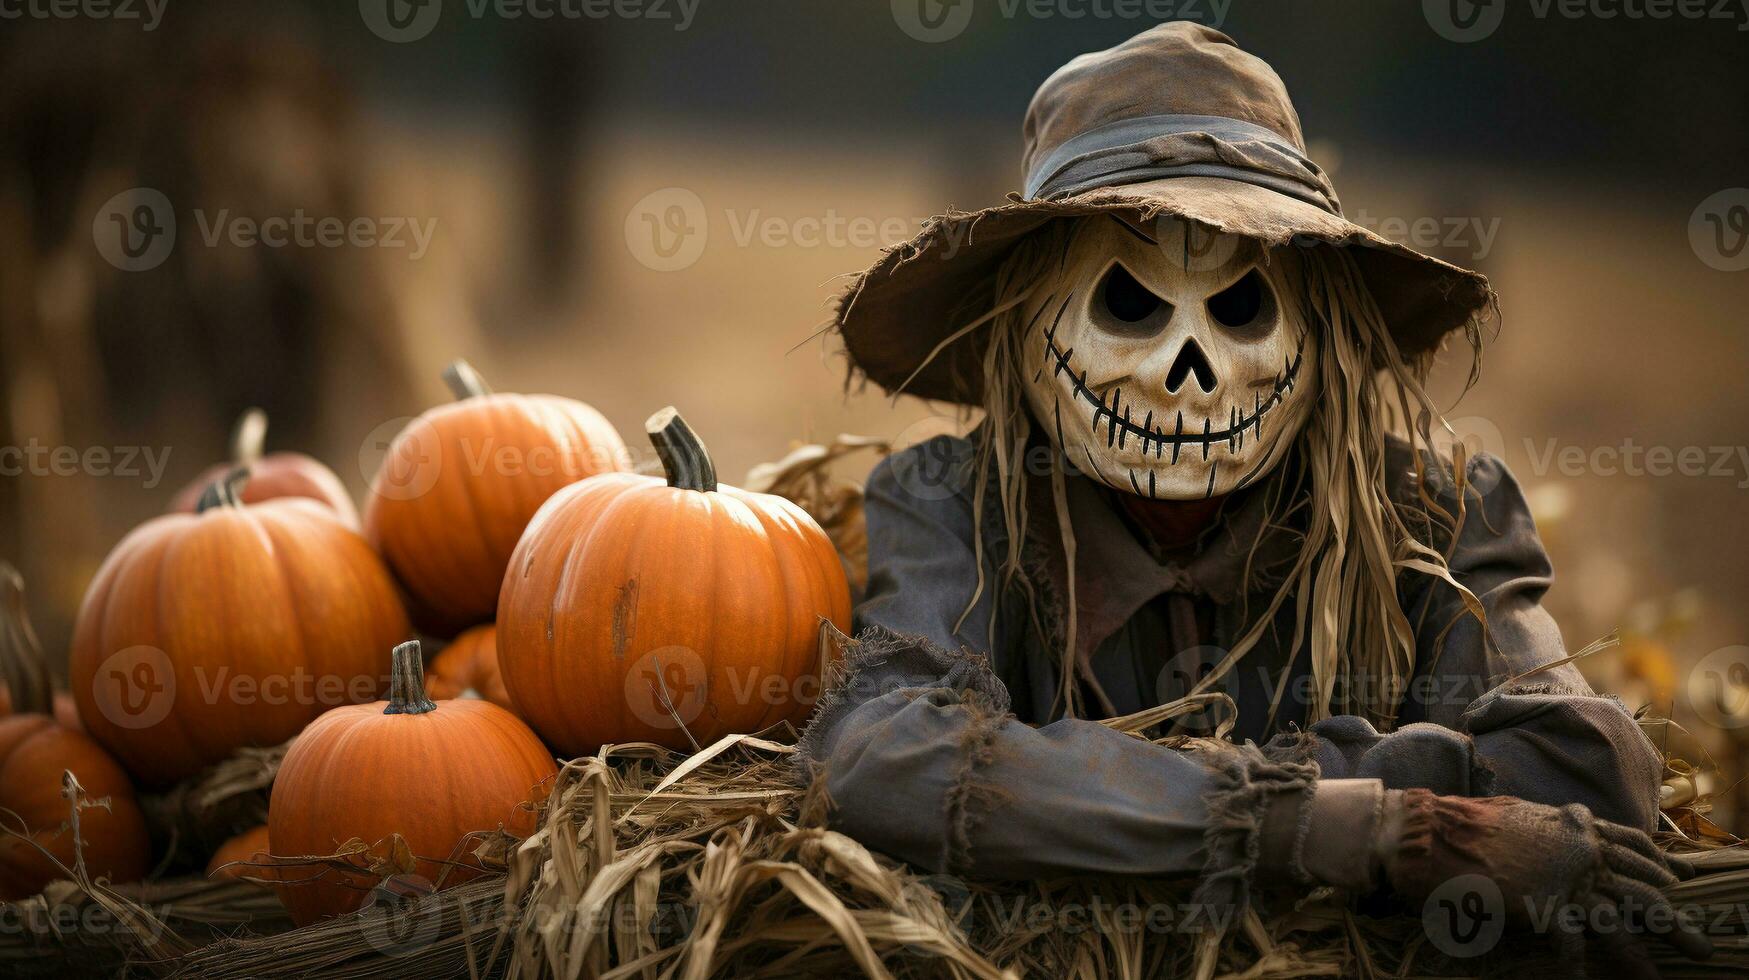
1189, 738, 1320, 916
794, 626, 1009, 783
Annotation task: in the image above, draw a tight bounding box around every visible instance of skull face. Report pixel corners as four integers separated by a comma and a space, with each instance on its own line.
1018, 216, 1319, 500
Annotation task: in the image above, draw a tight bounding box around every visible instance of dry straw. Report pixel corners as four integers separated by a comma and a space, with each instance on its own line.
6, 710, 1748, 979
3, 444, 1747, 978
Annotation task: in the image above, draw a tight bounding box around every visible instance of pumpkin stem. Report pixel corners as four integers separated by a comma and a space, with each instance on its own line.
385, 640, 437, 715
646, 406, 716, 493
196, 467, 251, 513
230, 408, 268, 467
442, 359, 493, 401
0, 562, 54, 717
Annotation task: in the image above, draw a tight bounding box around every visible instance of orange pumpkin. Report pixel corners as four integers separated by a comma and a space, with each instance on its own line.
498, 407, 851, 755
363, 360, 631, 637
71, 470, 410, 788
207, 824, 272, 881
424, 624, 512, 711
169, 409, 359, 527
0, 716, 151, 900
269, 640, 556, 925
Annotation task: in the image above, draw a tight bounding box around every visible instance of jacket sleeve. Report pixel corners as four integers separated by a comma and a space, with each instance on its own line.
1286, 452, 1664, 830
796, 438, 1321, 902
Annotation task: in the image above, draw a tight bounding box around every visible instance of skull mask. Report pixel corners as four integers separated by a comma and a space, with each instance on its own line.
1017, 216, 1320, 500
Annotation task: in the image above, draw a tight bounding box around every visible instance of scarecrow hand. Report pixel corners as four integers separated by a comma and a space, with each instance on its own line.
1383, 789, 1711, 970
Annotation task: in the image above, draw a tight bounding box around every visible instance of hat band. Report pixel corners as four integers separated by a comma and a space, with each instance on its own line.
1024, 113, 1341, 216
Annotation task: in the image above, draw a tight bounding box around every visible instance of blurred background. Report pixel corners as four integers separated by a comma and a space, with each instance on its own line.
2, 1, 1746, 816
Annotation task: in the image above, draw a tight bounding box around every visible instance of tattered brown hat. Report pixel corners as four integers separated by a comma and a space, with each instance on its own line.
835, 22, 1493, 405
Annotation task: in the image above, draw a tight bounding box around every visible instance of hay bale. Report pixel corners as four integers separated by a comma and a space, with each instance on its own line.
165, 735, 1749, 979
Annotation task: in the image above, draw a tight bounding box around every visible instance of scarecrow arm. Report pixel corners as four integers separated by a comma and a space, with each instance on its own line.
1277, 450, 1664, 831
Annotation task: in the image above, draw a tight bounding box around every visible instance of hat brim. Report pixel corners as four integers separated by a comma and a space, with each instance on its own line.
834, 175, 1494, 405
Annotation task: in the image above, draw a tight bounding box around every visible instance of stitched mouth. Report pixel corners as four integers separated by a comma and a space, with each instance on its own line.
1043, 319, 1305, 464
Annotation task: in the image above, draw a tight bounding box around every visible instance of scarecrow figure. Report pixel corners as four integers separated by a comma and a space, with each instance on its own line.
801, 23, 1709, 963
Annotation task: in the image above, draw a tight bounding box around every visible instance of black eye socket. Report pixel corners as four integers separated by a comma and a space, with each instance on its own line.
1100, 264, 1165, 323
1206, 269, 1272, 330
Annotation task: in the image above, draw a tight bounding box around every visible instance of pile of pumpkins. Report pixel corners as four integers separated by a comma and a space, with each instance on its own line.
1, 361, 850, 925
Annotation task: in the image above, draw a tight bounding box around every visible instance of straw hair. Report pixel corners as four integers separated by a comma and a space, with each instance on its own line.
955, 216, 1487, 726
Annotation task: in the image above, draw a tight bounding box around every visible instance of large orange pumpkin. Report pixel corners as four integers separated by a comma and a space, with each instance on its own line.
169, 408, 359, 527
269, 640, 556, 926
0, 716, 151, 900
71, 470, 410, 788
363, 360, 631, 637
424, 624, 512, 711
498, 408, 851, 755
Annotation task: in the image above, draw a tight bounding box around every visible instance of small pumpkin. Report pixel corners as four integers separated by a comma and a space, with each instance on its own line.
207, 824, 272, 881
363, 360, 631, 637
170, 408, 358, 527
0, 718, 151, 900
424, 624, 512, 711
269, 640, 556, 925
498, 408, 851, 755
72, 470, 410, 788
